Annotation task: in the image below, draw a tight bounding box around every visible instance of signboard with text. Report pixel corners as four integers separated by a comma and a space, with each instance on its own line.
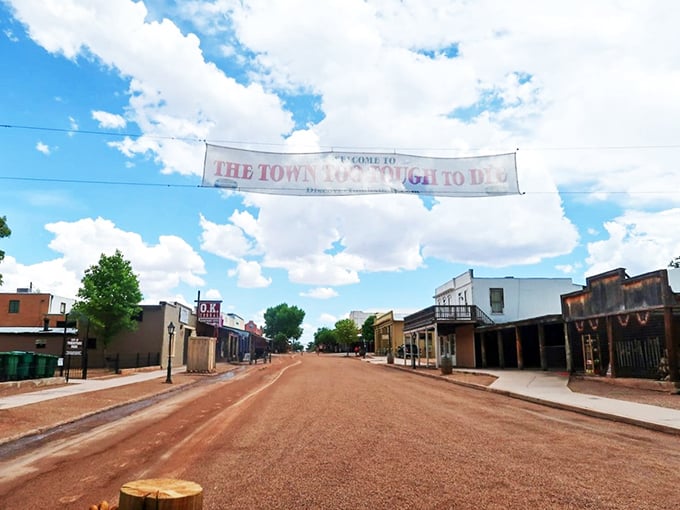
197, 300, 222, 326
66, 337, 82, 356
202, 145, 520, 197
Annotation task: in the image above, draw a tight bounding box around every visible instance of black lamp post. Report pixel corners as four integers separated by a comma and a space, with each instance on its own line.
60, 303, 67, 377
165, 321, 175, 384
411, 333, 417, 369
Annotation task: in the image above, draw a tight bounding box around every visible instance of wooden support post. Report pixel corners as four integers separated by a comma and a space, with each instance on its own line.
118, 479, 203, 510
480, 331, 487, 368
497, 330, 505, 369
538, 324, 547, 371
664, 307, 678, 384
515, 326, 524, 370
606, 316, 616, 377
563, 322, 572, 373
431, 324, 437, 368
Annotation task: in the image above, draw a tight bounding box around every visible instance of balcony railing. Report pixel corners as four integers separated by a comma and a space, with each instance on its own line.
404, 305, 494, 330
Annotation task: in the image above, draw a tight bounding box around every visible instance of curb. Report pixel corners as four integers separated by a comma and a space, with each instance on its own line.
0, 378, 196, 448
0, 365, 248, 448
380, 363, 680, 436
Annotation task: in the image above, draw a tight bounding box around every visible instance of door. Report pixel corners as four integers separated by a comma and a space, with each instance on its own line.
439, 334, 456, 365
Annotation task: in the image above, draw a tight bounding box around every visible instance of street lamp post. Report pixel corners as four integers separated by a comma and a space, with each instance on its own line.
411, 333, 417, 369
165, 321, 175, 384
60, 303, 67, 377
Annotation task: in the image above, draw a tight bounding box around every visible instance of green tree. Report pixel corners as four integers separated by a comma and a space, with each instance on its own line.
314, 326, 338, 351
335, 318, 359, 354
361, 315, 376, 350
73, 250, 143, 356
0, 216, 11, 286
272, 332, 289, 353
263, 303, 305, 352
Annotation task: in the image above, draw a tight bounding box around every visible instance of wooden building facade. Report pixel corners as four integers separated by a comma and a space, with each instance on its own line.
562, 268, 680, 381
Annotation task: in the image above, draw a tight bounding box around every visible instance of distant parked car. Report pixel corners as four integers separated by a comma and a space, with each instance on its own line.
396, 344, 419, 358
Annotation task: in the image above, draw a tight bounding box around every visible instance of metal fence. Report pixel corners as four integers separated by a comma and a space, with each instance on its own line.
105, 352, 161, 372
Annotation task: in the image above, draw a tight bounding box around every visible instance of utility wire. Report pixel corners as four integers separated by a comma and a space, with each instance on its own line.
2, 123, 680, 194
0, 175, 199, 188
3, 123, 680, 153
1, 175, 680, 195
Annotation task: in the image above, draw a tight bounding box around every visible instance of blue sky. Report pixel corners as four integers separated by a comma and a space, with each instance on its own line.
2, 1, 680, 346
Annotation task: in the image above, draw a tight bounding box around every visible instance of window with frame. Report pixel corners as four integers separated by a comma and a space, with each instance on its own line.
8, 300, 20, 313
489, 288, 504, 314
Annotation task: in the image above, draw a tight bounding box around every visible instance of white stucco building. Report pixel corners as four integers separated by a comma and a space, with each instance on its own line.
434, 269, 583, 324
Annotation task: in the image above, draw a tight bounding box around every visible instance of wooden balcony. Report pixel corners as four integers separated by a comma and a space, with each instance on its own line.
404, 305, 494, 331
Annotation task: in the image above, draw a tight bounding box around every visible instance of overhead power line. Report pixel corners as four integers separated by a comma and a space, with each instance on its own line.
2, 123, 680, 153
0, 175, 199, 188
1, 175, 680, 195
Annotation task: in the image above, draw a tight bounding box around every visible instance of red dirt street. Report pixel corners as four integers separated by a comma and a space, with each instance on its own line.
1, 354, 680, 509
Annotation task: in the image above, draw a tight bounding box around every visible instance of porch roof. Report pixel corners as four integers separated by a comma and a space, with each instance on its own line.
475, 314, 564, 332
403, 305, 494, 332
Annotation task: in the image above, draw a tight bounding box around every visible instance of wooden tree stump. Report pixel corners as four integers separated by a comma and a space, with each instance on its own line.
118, 478, 203, 510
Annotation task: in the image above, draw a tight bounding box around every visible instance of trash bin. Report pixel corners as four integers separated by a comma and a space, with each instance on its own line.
4, 351, 21, 380
34, 353, 49, 378
45, 355, 59, 377
13, 351, 34, 380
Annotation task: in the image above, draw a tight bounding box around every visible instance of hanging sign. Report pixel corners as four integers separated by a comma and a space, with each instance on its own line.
202, 145, 519, 197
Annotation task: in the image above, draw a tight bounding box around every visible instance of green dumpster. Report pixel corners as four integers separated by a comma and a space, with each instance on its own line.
4, 352, 21, 381
34, 353, 48, 378
13, 351, 34, 380
44, 355, 59, 377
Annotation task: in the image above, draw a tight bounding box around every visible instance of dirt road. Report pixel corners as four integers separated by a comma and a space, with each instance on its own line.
2, 354, 680, 509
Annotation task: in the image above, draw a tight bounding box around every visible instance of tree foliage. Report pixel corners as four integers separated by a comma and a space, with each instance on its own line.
313, 327, 338, 350
272, 332, 289, 353
0, 216, 11, 287
73, 250, 143, 351
335, 318, 359, 349
670, 257, 680, 269
361, 315, 376, 345
263, 303, 305, 352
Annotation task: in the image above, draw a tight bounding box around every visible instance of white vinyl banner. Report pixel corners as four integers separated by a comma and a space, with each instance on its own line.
202, 144, 519, 197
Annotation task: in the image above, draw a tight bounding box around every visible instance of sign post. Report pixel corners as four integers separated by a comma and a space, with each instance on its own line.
64, 337, 82, 382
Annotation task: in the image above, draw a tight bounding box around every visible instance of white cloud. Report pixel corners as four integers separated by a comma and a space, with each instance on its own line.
68, 116, 78, 135
227, 259, 272, 288
201, 177, 577, 285
8, 0, 680, 306
0, 217, 206, 303
204, 288, 222, 300
92, 110, 127, 129
7, 0, 294, 175
199, 214, 255, 261
585, 209, 680, 277
318, 313, 338, 325
36, 141, 50, 155
555, 264, 578, 275
0, 255, 81, 298
300, 287, 338, 299
4, 28, 18, 42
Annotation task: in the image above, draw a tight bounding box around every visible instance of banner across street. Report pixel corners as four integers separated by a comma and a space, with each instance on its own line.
202, 145, 520, 197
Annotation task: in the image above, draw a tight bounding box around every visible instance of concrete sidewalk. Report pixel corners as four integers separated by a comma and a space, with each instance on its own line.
0, 367, 187, 410
365, 355, 680, 435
